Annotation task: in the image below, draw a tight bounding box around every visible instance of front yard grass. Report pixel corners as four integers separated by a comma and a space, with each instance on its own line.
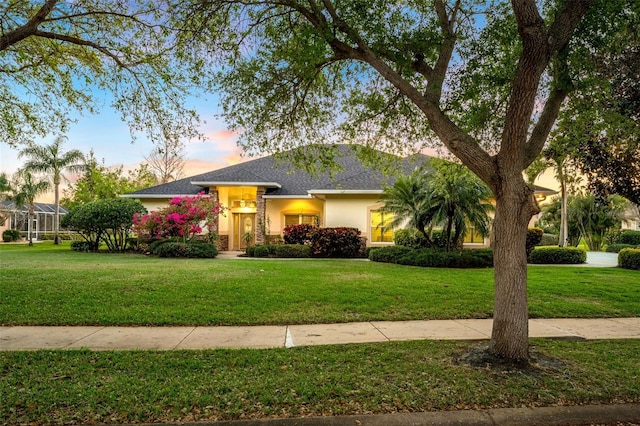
2, 243, 639, 424
1, 242, 638, 326
2, 339, 639, 424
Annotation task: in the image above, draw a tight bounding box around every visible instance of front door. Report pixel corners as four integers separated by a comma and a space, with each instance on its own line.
233, 213, 255, 250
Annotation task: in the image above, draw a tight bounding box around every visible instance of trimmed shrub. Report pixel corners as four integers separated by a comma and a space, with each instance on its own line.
245, 245, 256, 256
308, 227, 362, 257
606, 243, 636, 253
283, 224, 315, 245
526, 228, 544, 257
253, 245, 271, 257
539, 233, 559, 246
155, 241, 217, 258
186, 242, 218, 258
369, 245, 414, 263
619, 230, 640, 246
2, 229, 21, 242
397, 248, 494, 268
149, 238, 177, 254
618, 248, 640, 270
273, 244, 312, 258
528, 247, 586, 264
70, 241, 96, 252
393, 229, 429, 249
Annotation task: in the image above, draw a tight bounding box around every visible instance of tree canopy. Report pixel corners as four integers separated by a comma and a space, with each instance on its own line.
172, 0, 614, 361
1, 0, 211, 147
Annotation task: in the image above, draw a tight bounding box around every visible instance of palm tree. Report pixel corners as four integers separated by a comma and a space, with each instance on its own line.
380, 160, 494, 251
19, 136, 85, 244
379, 168, 431, 239
423, 160, 494, 251
11, 170, 50, 246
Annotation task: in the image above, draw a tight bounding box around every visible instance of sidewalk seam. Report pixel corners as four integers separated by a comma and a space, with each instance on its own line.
173, 326, 197, 350
369, 321, 391, 342
65, 326, 106, 349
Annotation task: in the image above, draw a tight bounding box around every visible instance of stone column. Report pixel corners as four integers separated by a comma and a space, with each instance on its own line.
209, 188, 219, 235
256, 187, 266, 245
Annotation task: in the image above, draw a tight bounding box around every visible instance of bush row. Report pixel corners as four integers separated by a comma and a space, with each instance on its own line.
606, 243, 638, 253
246, 244, 312, 258
611, 230, 640, 246
528, 246, 586, 264
2, 229, 21, 242
143, 238, 218, 258
70, 241, 99, 252
526, 228, 543, 257
618, 248, 640, 270
369, 246, 494, 268
392, 228, 462, 250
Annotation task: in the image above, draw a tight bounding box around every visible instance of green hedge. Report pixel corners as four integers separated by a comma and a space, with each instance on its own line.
155, 241, 218, 258
273, 244, 312, 258
393, 229, 429, 249
369, 245, 414, 263
246, 244, 312, 258
2, 229, 21, 242
606, 243, 636, 253
618, 248, 640, 270
528, 247, 586, 264
397, 248, 494, 268
70, 241, 97, 252
618, 230, 640, 246
526, 228, 543, 257
370, 246, 493, 268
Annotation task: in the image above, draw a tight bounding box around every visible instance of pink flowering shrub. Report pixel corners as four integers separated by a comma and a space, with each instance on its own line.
133, 193, 226, 242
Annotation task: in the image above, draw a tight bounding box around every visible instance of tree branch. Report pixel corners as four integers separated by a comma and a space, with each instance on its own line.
0, 0, 58, 51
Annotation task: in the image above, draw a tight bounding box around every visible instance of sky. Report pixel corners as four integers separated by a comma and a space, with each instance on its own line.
0, 96, 251, 202
0, 95, 562, 205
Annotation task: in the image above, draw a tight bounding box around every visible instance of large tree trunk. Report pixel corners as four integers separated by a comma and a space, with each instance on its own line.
489, 178, 539, 362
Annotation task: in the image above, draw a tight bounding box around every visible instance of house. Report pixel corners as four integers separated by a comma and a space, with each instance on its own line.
0, 201, 69, 240
123, 145, 556, 250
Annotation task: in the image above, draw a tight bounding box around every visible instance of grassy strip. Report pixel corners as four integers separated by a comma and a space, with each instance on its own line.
2, 339, 639, 424
1, 242, 639, 325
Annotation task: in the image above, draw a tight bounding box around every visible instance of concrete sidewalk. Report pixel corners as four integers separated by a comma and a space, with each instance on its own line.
2, 318, 639, 351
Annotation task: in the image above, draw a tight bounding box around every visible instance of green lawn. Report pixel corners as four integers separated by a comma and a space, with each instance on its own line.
2, 242, 639, 424
2, 340, 639, 424
1, 242, 638, 325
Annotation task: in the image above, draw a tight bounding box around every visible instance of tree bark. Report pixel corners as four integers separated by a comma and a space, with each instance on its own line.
560, 180, 568, 247
489, 176, 539, 361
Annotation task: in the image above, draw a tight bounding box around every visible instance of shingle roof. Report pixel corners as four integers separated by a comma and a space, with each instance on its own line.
126, 144, 430, 197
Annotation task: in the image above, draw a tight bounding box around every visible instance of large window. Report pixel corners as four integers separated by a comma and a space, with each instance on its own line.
370, 210, 394, 243
285, 214, 318, 227
463, 226, 485, 244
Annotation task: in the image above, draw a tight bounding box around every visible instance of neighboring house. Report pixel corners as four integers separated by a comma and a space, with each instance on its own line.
124, 145, 556, 250
621, 204, 640, 231
0, 201, 69, 240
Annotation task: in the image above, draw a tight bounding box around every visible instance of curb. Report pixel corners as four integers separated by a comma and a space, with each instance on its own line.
127, 403, 640, 425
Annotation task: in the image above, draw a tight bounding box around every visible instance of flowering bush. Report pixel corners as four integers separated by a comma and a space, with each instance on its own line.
283, 224, 316, 245
133, 193, 226, 242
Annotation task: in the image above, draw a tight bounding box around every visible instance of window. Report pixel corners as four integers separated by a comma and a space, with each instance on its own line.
371, 210, 394, 243
463, 226, 484, 244
285, 214, 318, 227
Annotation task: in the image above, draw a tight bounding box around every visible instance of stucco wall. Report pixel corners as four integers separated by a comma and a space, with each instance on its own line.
324, 194, 380, 233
